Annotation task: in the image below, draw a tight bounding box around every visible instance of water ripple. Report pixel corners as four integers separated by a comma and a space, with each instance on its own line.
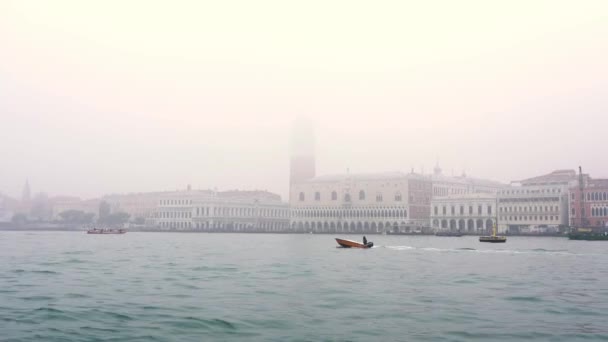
2, 233, 608, 341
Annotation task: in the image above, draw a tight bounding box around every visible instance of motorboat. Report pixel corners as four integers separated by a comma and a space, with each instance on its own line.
87, 228, 126, 234
335, 238, 373, 248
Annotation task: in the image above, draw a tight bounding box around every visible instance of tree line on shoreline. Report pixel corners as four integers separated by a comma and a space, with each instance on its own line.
11, 200, 136, 227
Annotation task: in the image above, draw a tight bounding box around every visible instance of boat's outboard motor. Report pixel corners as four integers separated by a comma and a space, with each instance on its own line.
365, 242, 374, 248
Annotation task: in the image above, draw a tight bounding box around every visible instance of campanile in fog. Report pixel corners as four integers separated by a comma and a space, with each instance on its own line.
289, 119, 316, 185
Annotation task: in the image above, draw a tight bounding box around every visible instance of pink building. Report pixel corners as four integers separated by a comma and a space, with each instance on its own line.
570, 178, 608, 228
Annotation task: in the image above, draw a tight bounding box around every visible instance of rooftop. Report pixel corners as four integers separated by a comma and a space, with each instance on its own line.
432, 193, 497, 201
518, 169, 577, 185
304, 172, 409, 183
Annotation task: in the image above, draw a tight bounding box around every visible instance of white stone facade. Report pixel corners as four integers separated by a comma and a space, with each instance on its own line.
152, 190, 289, 232
431, 165, 505, 197
289, 172, 429, 233
430, 193, 497, 233
497, 185, 569, 233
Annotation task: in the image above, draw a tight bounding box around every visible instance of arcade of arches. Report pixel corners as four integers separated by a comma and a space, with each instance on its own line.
291, 206, 409, 233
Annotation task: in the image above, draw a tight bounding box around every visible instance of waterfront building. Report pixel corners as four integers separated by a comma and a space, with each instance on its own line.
286, 121, 511, 233
430, 164, 505, 197
0, 195, 14, 222
430, 193, 497, 233
152, 189, 289, 232
290, 172, 432, 233
570, 177, 608, 228
496, 170, 576, 233
287, 119, 433, 233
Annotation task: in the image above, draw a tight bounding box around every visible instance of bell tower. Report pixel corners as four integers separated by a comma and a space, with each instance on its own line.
22, 179, 31, 203
289, 119, 316, 185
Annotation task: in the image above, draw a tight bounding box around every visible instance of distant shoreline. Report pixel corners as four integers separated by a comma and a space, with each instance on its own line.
0, 227, 567, 237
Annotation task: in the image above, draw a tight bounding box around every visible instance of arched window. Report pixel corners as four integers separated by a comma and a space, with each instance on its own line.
314, 192, 320, 201
344, 193, 351, 202
331, 191, 337, 201
395, 192, 402, 201
376, 193, 383, 202
359, 190, 366, 200
299, 192, 305, 201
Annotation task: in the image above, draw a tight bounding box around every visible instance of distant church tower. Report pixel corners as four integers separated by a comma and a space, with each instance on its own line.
433, 162, 442, 176
21, 179, 31, 203
289, 119, 316, 184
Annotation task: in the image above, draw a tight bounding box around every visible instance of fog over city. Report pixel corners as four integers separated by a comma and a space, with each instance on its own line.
1, 0, 607, 199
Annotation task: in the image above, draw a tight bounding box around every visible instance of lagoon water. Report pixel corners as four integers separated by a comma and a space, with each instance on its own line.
1, 232, 608, 341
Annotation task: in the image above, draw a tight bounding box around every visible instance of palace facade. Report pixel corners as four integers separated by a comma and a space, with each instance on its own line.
151, 189, 289, 232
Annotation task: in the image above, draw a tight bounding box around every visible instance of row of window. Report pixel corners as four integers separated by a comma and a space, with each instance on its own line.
160, 199, 193, 206
157, 211, 191, 219
159, 221, 192, 228
499, 205, 559, 213
577, 192, 608, 202
591, 207, 608, 217
292, 207, 407, 219
156, 207, 288, 218
500, 188, 562, 195
501, 215, 558, 222
298, 191, 402, 202
432, 218, 494, 229
499, 197, 560, 203
292, 221, 404, 231
433, 187, 468, 197
433, 205, 492, 216
193, 207, 287, 218
158, 221, 288, 230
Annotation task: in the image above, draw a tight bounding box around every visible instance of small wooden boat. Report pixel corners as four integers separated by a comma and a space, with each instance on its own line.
87, 228, 126, 235
335, 238, 373, 248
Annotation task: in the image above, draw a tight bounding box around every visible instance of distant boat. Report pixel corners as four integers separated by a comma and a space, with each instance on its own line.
87, 228, 126, 235
479, 225, 506, 243
480, 196, 506, 243
435, 231, 463, 237
569, 229, 608, 240
335, 238, 373, 248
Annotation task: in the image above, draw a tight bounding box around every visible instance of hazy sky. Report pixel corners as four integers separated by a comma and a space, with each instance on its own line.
1, 0, 607, 200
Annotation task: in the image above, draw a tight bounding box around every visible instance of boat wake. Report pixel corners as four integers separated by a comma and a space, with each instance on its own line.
383, 245, 585, 256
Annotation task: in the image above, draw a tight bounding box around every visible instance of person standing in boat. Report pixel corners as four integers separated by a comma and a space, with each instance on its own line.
363, 236, 368, 245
